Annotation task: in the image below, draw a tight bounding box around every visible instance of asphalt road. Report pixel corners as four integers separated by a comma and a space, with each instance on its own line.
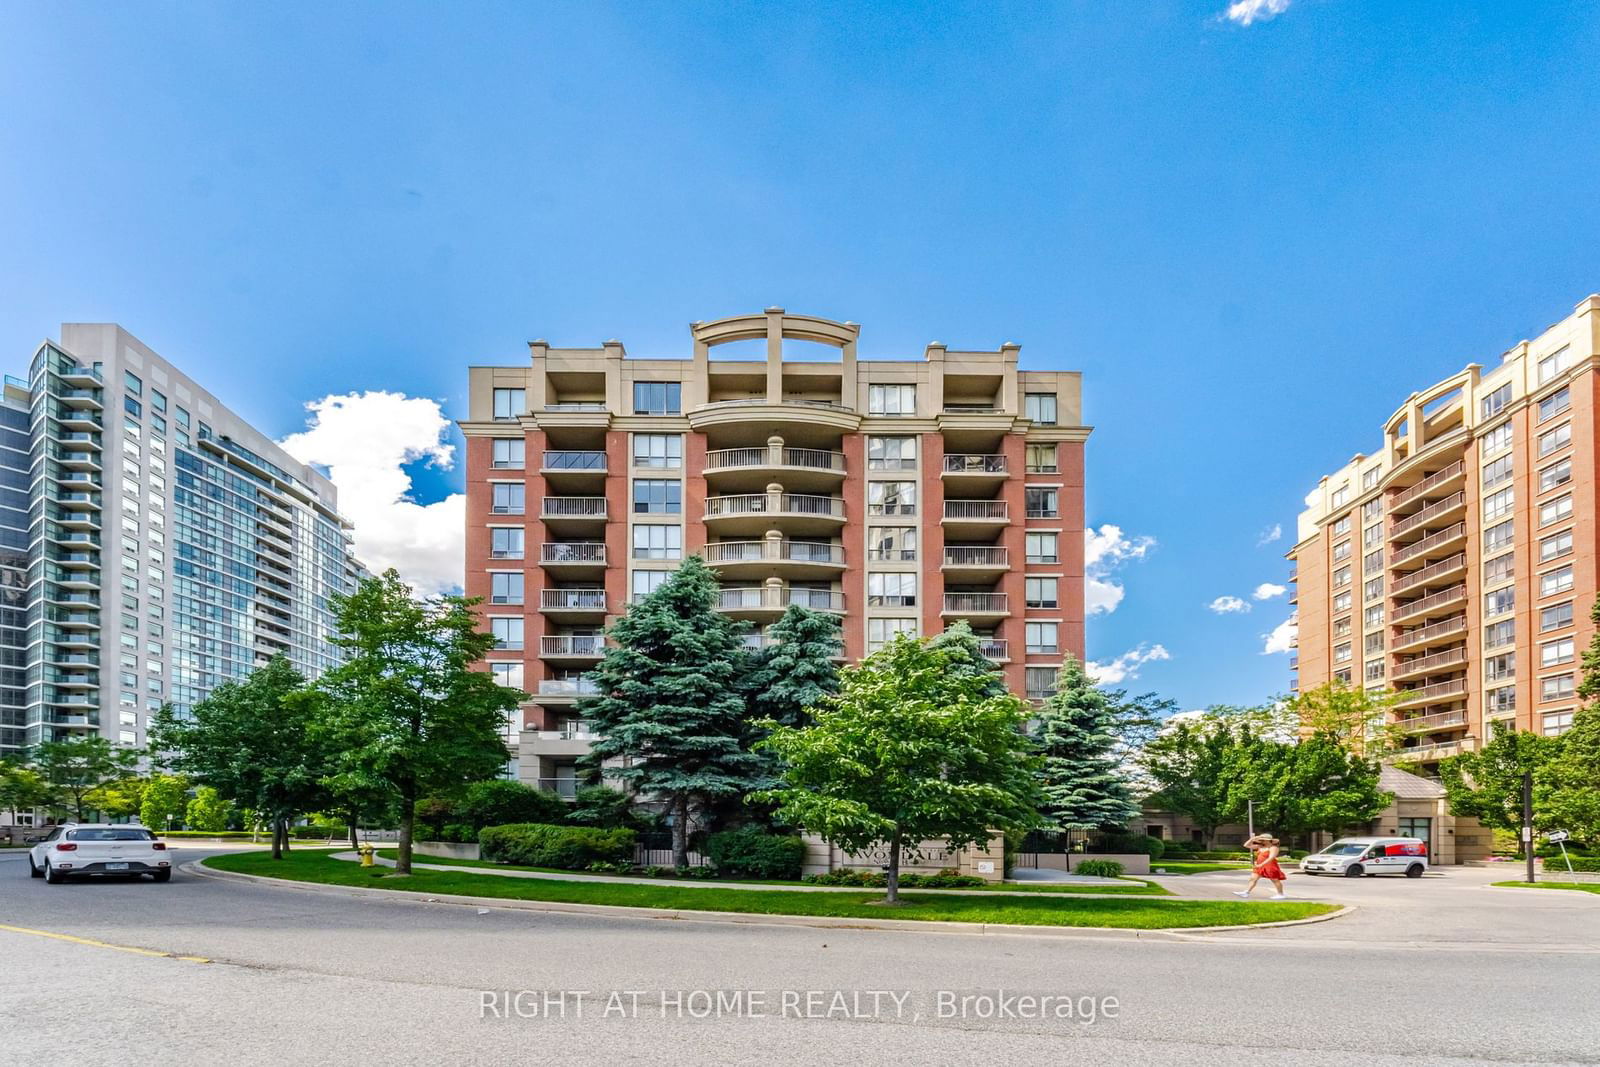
1, 847, 1596, 1066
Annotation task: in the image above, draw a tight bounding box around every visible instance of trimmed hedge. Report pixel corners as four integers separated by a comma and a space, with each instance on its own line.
1098, 834, 1165, 860
1549, 854, 1600, 873
1075, 859, 1126, 879
705, 828, 807, 880
803, 867, 986, 889
479, 823, 635, 870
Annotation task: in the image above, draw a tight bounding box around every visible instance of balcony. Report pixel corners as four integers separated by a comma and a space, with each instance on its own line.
1392, 613, 1467, 653
1389, 491, 1466, 539
703, 538, 845, 578
540, 542, 606, 572
703, 492, 846, 535
977, 638, 1009, 662
1389, 460, 1465, 512
1392, 552, 1466, 594
540, 497, 607, 531
715, 585, 845, 618
541, 588, 607, 616
941, 592, 1010, 619
57, 409, 103, 431
1390, 646, 1467, 682
942, 545, 1009, 579
942, 499, 1010, 529
941, 454, 1009, 482
1404, 737, 1477, 763
1391, 522, 1467, 567
535, 677, 600, 702
1397, 709, 1468, 732
1393, 678, 1468, 709
541, 451, 607, 489
59, 388, 103, 410
688, 398, 859, 437
522, 722, 600, 758
1391, 583, 1467, 624
704, 443, 846, 491
540, 635, 606, 660
59, 365, 103, 387
532, 777, 581, 800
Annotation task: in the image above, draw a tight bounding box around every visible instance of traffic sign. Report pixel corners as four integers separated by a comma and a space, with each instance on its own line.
1546, 830, 1569, 843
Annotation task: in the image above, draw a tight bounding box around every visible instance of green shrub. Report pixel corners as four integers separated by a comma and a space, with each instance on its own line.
440, 823, 479, 844
1550, 854, 1600, 873
567, 786, 641, 830
1075, 859, 1126, 879
456, 780, 570, 831
1097, 834, 1164, 860
800, 868, 985, 889
705, 828, 808, 880
585, 859, 635, 874
803, 869, 882, 887
479, 823, 635, 869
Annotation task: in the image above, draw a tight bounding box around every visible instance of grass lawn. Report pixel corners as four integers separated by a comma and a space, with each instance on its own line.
382, 849, 1168, 895
1148, 862, 1252, 875
1492, 881, 1600, 895
203, 850, 1335, 929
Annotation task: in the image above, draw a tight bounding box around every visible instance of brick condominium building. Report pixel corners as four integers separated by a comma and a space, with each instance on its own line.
459, 308, 1088, 793
1290, 294, 1600, 774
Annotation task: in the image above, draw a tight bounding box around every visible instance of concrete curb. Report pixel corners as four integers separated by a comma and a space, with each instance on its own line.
185, 859, 1352, 941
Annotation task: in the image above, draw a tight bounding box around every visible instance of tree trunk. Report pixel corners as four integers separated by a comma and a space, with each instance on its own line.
671, 794, 690, 869
347, 812, 360, 850
396, 797, 415, 875
270, 817, 283, 860
885, 834, 902, 904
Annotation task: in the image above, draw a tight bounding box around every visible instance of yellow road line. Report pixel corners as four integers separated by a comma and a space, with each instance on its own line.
0, 923, 210, 963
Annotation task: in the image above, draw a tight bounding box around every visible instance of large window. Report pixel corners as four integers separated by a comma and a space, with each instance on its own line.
1484, 519, 1514, 553
631, 569, 673, 600
1537, 346, 1571, 385
1026, 443, 1058, 474
633, 433, 682, 468
1540, 493, 1573, 527
1541, 638, 1575, 668
867, 481, 916, 515
1485, 588, 1515, 618
1482, 487, 1514, 522
1026, 532, 1059, 564
633, 479, 682, 514
1542, 674, 1576, 702
633, 382, 681, 415
867, 436, 917, 470
1480, 383, 1511, 419
1538, 422, 1570, 457
866, 572, 917, 607
1540, 565, 1574, 598
867, 617, 916, 652
490, 573, 524, 605
1025, 622, 1060, 655
1024, 393, 1058, 425
868, 527, 917, 561
1334, 643, 1353, 664
1486, 685, 1516, 715
491, 528, 525, 559
491, 618, 524, 651
491, 483, 525, 514
491, 439, 525, 469
1025, 577, 1059, 609
1485, 652, 1515, 681
867, 384, 916, 416
1025, 488, 1059, 518
1480, 421, 1513, 456
1538, 387, 1570, 422
490, 662, 524, 690
1332, 540, 1351, 563
1484, 553, 1513, 586
1025, 667, 1058, 700
1544, 710, 1574, 736
1540, 529, 1573, 563
1484, 619, 1514, 649
1333, 591, 1352, 613
632, 524, 682, 560
1540, 601, 1573, 632
493, 388, 526, 420
1539, 458, 1572, 493
1482, 453, 1513, 489
1332, 565, 1351, 589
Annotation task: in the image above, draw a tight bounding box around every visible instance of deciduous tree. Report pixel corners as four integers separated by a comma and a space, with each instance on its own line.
185, 785, 234, 833
32, 736, 139, 822
139, 774, 189, 831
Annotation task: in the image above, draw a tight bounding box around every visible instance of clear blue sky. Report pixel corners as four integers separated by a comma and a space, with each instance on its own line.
4, 2, 1599, 709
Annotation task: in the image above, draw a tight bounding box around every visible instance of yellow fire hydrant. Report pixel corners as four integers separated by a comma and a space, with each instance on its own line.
357, 842, 376, 868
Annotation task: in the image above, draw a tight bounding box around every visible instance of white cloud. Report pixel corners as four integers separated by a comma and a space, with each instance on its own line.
1253, 582, 1288, 601
1261, 614, 1298, 655
279, 391, 465, 597
1084, 524, 1156, 616
1087, 644, 1172, 685
1257, 523, 1282, 546
1208, 595, 1250, 614
1222, 0, 1290, 26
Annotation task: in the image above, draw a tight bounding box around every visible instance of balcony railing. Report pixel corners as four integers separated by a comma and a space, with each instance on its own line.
943, 500, 1009, 520
1391, 583, 1467, 623
1392, 613, 1467, 652
942, 592, 1009, 614
977, 639, 1009, 660
537, 678, 600, 697
704, 493, 846, 519
533, 777, 580, 799
1390, 491, 1465, 538
541, 497, 607, 518
532, 721, 598, 742
541, 635, 606, 657
703, 540, 845, 565
1392, 552, 1466, 594
1392, 522, 1467, 566
1391, 646, 1467, 680
942, 404, 1003, 414
1390, 460, 1465, 511
1394, 678, 1468, 707
543, 402, 607, 412
543, 451, 607, 471
942, 454, 1008, 474
1397, 709, 1468, 732
944, 546, 1009, 567
540, 589, 606, 611
715, 586, 845, 613
542, 542, 606, 564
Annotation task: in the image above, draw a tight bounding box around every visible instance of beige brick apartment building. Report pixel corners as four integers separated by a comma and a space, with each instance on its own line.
459, 308, 1088, 793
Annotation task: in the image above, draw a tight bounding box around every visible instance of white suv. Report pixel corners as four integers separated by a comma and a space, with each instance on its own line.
1300, 836, 1429, 878
28, 824, 174, 883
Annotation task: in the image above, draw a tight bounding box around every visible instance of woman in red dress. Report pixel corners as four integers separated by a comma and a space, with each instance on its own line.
1235, 834, 1289, 899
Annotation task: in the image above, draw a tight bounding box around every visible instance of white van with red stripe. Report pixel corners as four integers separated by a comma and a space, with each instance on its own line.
1300, 837, 1429, 878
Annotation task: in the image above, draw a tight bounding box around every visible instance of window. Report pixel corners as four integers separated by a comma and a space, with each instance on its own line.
1482, 487, 1514, 522
1364, 524, 1382, 548
1025, 667, 1058, 701
1482, 453, 1514, 489
632, 382, 681, 415
1364, 632, 1384, 655
1485, 588, 1515, 618
1334, 617, 1352, 639
1484, 519, 1515, 553
1543, 710, 1574, 736
1486, 653, 1515, 681
867, 617, 917, 652
1334, 643, 1353, 664
1480, 421, 1513, 456
1541, 601, 1573, 632
633, 433, 682, 468
1026, 488, 1059, 518
1487, 685, 1517, 715
151, 389, 165, 413
491, 662, 524, 691
1364, 577, 1384, 602
490, 573, 524, 605
1364, 604, 1383, 629
1331, 516, 1351, 536
631, 569, 672, 599
492, 388, 526, 420
491, 483, 525, 514
1540, 565, 1574, 597
124, 370, 142, 396
1481, 382, 1512, 419
491, 439, 525, 469
867, 436, 917, 470
1484, 619, 1515, 649
633, 479, 682, 514
1025, 443, 1058, 474
867, 572, 916, 607
1539, 458, 1572, 493
1537, 346, 1571, 385
1026, 532, 1059, 564
124, 395, 142, 418
1332, 540, 1351, 563
1540, 493, 1573, 527
1365, 661, 1385, 682
1362, 499, 1381, 523
1541, 638, 1575, 668
867, 481, 916, 515
1539, 387, 1570, 422
1332, 565, 1351, 589
1542, 674, 1575, 702
868, 527, 917, 561
1362, 467, 1380, 490
1025, 622, 1060, 655
1333, 591, 1352, 613
867, 384, 915, 416
1363, 549, 1383, 575
1540, 530, 1573, 563
1538, 422, 1570, 457
1024, 393, 1058, 425
491, 618, 525, 650
491, 528, 524, 559
632, 524, 682, 560
1484, 553, 1514, 586
1025, 577, 1059, 609
1330, 485, 1350, 508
